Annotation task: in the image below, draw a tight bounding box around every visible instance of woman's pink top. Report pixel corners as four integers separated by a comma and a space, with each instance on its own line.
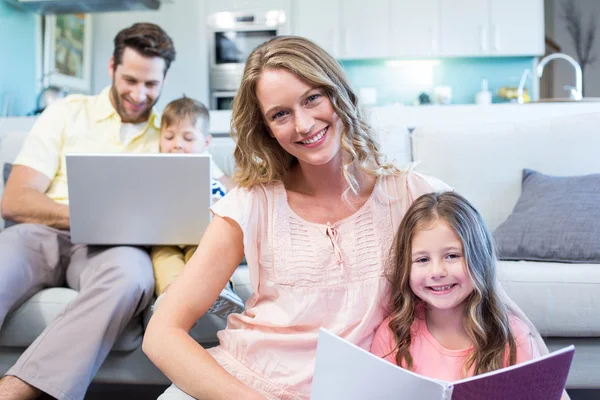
370, 313, 535, 382
208, 172, 449, 399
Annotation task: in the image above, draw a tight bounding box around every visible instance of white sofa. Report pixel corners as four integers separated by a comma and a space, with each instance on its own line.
1, 112, 599, 390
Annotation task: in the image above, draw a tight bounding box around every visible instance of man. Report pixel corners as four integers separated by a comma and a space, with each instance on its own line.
0, 23, 175, 400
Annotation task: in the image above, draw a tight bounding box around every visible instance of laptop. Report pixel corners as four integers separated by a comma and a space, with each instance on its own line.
66, 153, 212, 245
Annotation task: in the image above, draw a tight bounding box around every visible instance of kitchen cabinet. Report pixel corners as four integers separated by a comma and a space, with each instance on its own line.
439, 0, 490, 56
291, 0, 341, 57
290, 0, 544, 59
489, 0, 544, 56
439, 0, 544, 56
391, 0, 440, 57
339, 0, 390, 59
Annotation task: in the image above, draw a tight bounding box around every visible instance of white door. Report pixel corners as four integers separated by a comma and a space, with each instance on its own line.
340, 0, 391, 59
489, 0, 545, 55
440, 0, 490, 56
291, 0, 341, 57
391, 0, 440, 57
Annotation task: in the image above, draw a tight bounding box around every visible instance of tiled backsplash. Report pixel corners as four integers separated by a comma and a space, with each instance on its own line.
340, 57, 536, 106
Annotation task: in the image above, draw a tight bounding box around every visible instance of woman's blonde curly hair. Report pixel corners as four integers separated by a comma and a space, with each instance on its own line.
231, 35, 398, 193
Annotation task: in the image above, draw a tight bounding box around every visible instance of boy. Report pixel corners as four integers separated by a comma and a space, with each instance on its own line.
152, 96, 243, 318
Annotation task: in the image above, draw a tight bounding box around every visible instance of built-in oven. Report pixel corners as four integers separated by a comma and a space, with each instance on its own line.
211, 90, 237, 110
207, 8, 289, 109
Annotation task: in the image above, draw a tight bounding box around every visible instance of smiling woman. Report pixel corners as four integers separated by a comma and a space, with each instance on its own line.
143, 35, 452, 400
256, 70, 343, 168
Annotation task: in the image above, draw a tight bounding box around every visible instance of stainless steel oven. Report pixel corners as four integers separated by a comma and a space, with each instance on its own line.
208, 8, 289, 108
211, 90, 237, 110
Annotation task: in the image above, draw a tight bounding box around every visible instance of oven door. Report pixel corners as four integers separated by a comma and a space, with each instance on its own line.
213, 29, 277, 65
212, 91, 237, 110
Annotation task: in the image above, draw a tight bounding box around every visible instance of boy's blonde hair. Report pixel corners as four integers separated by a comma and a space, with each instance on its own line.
231, 35, 398, 191
161, 96, 209, 133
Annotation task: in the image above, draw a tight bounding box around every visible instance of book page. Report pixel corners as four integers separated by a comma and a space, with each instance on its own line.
450, 345, 574, 400
310, 328, 448, 400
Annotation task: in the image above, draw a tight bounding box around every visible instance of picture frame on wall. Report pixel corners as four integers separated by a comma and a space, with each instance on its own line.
43, 14, 93, 93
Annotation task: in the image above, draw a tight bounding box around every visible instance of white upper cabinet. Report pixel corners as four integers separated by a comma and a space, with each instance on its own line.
290, 0, 544, 59
489, 0, 545, 56
439, 0, 544, 56
291, 0, 341, 57
440, 0, 490, 56
391, 0, 440, 57
339, 0, 390, 59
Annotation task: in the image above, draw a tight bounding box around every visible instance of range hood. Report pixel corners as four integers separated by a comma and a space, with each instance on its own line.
4, 0, 160, 14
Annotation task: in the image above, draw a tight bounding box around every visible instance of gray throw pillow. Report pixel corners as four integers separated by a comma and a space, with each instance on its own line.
3, 163, 16, 229
494, 169, 600, 263
3, 162, 10, 186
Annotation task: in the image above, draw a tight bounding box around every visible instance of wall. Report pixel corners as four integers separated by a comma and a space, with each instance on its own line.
92, 0, 209, 110
0, 2, 37, 116
340, 57, 536, 106
547, 0, 600, 98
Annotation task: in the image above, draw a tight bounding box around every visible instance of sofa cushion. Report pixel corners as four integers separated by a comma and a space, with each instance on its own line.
0, 288, 144, 351
498, 260, 600, 336
2, 163, 16, 229
0, 126, 33, 229
495, 169, 600, 263
2, 162, 10, 185
411, 113, 600, 231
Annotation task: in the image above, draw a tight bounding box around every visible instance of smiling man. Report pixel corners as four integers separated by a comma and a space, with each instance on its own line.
0, 23, 175, 400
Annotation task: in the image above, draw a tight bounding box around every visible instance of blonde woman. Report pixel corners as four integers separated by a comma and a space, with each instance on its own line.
143, 36, 545, 400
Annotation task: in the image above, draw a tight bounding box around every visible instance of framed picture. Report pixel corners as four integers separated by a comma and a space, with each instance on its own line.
43, 14, 93, 93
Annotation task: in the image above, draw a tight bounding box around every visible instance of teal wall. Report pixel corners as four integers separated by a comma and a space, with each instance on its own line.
340, 57, 535, 105
0, 2, 37, 116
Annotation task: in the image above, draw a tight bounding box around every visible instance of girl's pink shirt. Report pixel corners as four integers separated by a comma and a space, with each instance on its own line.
370, 313, 535, 382
208, 171, 450, 400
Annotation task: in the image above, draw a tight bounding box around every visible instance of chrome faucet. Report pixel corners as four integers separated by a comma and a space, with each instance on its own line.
517, 68, 531, 104
537, 53, 583, 100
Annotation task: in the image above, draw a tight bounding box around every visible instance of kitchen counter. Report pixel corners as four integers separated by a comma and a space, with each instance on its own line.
208, 102, 600, 135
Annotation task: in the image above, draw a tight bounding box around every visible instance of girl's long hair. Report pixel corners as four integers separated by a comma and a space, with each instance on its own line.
231, 35, 398, 193
387, 191, 517, 377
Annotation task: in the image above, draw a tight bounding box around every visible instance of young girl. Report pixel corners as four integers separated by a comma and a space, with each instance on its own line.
371, 191, 555, 383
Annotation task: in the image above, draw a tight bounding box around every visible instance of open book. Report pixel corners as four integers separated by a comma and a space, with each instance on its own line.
311, 328, 574, 400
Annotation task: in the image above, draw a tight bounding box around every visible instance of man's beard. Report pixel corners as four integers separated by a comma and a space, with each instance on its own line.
110, 84, 158, 123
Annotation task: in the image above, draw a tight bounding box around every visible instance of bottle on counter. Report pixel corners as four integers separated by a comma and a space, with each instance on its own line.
475, 79, 492, 105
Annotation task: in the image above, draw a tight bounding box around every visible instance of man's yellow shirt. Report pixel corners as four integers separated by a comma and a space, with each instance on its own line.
13, 87, 161, 205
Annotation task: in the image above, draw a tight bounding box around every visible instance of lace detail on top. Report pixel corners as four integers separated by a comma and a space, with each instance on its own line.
270, 182, 388, 287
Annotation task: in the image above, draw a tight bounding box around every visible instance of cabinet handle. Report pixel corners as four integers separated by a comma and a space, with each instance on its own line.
344, 28, 350, 56
331, 28, 339, 57
479, 25, 487, 52
431, 27, 438, 53
491, 24, 498, 52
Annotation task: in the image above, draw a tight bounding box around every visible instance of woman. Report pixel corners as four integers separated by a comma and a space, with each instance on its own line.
144, 35, 455, 399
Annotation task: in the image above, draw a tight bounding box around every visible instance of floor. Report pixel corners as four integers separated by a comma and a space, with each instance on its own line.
84, 384, 169, 399
82, 385, 600, 400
